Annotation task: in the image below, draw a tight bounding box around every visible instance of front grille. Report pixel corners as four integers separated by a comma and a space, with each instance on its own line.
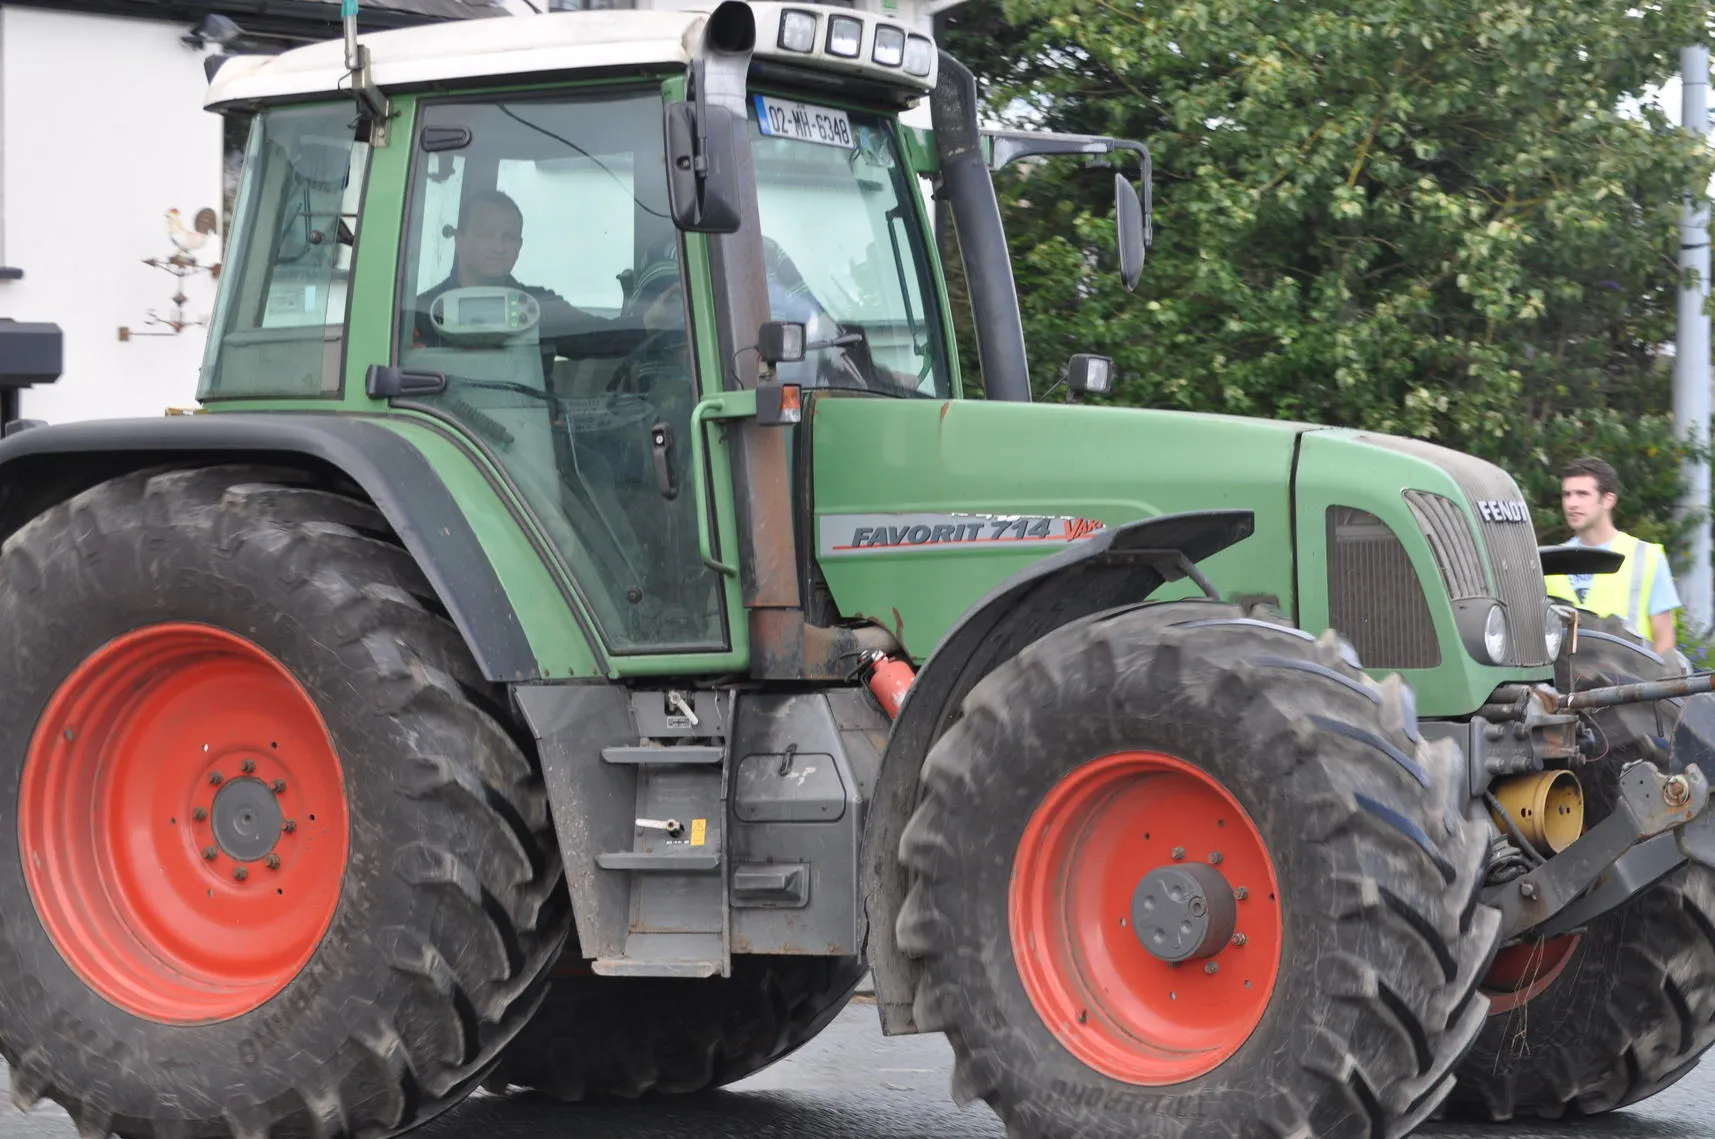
1355, 434, 1549, 668
1327, 506, 1441, 670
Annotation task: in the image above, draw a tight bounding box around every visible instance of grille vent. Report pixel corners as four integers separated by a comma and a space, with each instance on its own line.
1404, 490, 1486, 600
1327, 506, 1441, 670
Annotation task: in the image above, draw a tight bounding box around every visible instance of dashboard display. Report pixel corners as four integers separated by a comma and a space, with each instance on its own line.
458, 295, 508, 326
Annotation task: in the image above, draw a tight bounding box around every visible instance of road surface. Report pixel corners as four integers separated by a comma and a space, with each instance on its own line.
1, 998, 1709, 1139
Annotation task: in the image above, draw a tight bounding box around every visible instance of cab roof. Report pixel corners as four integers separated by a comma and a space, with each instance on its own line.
204, 1, 937, 110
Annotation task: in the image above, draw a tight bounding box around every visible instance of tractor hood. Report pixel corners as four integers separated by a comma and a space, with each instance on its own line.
808, 395, 1307, 659
809, 395, 1553, 718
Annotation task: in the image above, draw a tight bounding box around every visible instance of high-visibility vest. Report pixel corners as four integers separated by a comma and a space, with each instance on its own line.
1544, 531, 1661, 637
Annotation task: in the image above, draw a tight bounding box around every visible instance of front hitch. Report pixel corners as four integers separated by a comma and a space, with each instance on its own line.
1487, 760, 1710, 940
1487, 677, 1715, 942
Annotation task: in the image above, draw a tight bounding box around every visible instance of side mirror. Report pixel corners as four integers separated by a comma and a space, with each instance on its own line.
1065, 353, 1114, 402
664, 100, 743, 234
1115, 174, 1145, 292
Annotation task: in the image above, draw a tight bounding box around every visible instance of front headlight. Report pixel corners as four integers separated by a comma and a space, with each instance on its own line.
1543, 599, 1569, 660
1481, 600, 1509, 662
1454, 598, 1513, 666
1483, 603, 1510, 664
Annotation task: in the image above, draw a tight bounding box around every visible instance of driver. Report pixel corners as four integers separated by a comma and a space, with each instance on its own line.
409, 189, 607, 354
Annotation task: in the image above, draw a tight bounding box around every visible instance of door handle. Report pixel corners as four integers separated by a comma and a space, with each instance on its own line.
689, 397, 739, 577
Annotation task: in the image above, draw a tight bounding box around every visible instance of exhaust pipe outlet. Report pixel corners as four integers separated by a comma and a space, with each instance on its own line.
703, 0, 756, 54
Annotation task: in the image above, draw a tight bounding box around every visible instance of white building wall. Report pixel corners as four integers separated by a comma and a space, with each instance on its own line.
3, 6, 224, 423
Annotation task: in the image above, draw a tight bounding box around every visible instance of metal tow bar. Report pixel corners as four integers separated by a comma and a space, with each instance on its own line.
1557, 671, 1715, 711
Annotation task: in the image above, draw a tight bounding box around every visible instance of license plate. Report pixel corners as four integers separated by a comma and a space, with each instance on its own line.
754, 95, 855, 149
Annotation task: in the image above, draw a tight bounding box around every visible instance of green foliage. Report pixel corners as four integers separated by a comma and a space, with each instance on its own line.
938, 0, 1714, 556
1676, 608, 1715, 669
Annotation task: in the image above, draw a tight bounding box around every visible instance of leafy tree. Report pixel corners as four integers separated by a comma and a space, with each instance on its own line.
938, 0, 1714, 551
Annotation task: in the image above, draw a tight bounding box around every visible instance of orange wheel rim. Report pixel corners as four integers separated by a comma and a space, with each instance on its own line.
1009, 751, 1283, 1085
1480, 934, 1580, 1015
19, 623, 350, 1024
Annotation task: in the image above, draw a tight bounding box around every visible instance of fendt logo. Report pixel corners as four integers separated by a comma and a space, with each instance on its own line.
1476, 499, 1530, 524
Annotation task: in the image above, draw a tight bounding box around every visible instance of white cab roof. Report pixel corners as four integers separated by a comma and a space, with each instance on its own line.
205, 2, 936, 109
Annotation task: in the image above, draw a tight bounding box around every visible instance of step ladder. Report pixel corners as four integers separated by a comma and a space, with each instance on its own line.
590, 689, 731, 978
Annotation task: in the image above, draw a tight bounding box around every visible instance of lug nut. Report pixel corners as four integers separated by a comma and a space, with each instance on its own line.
265, 854, 281, 871
1170, 846, 1186, 861
1209, 851, 1224, 865
192, 807, 207, 822
1204, 962, 1219, 975
209, 772, 223, 786
241, 760, 256, 774
1666, 775, 1692, 807
283, 820, 297, 834
1234, 887, 1249, 901
233, 867, 248, 881
1232, 933, 1247, 947
202, 846, 218, 861
271, 780, 287, 794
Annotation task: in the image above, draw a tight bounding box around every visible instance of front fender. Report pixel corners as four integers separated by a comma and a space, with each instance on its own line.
0, 414, 551, 683
857, 508, 1255, 1034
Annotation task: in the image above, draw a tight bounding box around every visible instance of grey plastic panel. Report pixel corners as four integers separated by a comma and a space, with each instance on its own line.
728, 692, 879, 954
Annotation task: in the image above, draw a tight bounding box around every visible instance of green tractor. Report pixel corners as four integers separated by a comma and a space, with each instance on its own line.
2, 4, 1714, 1138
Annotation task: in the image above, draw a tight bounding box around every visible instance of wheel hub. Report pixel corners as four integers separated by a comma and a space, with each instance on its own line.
1009, 750, 1283, 1086
1131, 863, 1236, 962
211, 775, 283, 862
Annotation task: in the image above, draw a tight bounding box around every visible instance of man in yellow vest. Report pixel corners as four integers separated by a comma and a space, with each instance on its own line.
1544, 456, 1681, 657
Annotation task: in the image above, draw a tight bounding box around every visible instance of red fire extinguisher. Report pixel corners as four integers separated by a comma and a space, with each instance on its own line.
862, 650, 916, 720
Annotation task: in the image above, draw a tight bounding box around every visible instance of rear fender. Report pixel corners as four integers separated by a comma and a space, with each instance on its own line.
0, 415, 549, 683
858, 508, 1255, 1034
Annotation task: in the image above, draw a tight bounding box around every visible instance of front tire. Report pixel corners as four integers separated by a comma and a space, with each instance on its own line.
0, 466, 570, 1139
896, 602, 1500, 1139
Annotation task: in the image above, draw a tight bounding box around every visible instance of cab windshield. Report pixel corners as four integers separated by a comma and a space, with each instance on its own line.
749, 96, 950, 399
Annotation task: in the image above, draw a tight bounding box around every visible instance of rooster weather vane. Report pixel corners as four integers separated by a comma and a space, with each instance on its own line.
120, 207, 221, 340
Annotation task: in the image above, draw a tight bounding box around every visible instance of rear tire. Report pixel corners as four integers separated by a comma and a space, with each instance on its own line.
896, 602, 1500, 1139
1448, 612, 1715, 1120
487, 953, 865, 1100
0, 465, 570, 1139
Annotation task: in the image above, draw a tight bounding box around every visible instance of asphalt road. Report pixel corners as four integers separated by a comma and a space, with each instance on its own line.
2, 998, 1712, 1139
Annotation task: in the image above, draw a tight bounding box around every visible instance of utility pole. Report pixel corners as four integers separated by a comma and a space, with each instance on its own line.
1675, 45, 1711, 634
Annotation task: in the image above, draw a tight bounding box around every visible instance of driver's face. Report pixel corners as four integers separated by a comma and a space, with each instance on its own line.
454, 202, 523, 285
